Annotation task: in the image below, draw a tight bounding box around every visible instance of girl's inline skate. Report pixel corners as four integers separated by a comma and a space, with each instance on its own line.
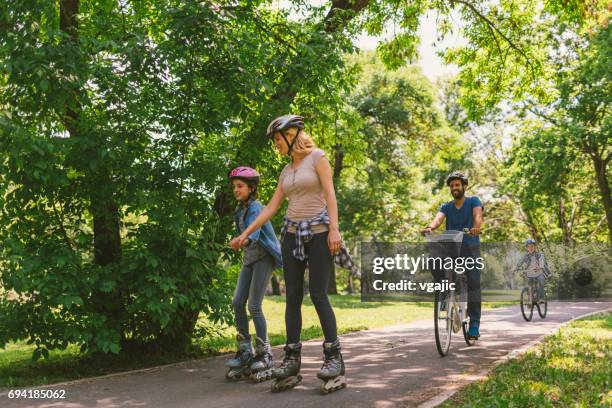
225, 333, 254, 380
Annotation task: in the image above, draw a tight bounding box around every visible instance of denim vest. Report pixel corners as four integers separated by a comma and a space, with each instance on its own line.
235, 200, 282, 269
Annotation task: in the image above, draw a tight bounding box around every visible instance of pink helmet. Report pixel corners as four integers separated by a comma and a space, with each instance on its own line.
229, 166, 260, 183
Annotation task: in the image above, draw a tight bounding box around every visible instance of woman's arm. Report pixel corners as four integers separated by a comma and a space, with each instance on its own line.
231, 183, 285, 249
315, 155, 342, 254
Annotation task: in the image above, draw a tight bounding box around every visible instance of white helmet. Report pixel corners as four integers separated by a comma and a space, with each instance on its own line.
266, 114, 305, 138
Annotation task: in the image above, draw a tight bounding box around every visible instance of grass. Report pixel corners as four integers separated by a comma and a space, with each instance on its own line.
440, 312, 612, 408
1, 294, 433, 388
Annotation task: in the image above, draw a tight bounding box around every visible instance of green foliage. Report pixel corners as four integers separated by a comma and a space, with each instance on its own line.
498, 24, 611, 243
0, 0, 355, 357
0, 0, 609, 364
329, 53, 470, 242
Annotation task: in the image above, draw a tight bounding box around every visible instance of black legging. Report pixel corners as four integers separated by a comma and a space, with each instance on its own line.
282, 231, 338, 344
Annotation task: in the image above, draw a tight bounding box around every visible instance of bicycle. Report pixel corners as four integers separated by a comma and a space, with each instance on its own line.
519, 267, 548, 322
424, 229, 476, 357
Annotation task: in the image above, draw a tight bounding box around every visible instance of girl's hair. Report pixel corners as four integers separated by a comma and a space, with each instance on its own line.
245, 180, 258, 201
283, 127, 316, 158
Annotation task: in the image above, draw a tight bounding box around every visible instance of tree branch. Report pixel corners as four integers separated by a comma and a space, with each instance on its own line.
453, 0, 536, 75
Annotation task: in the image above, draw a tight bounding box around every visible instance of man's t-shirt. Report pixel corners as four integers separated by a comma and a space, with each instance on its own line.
439, 196, 483, 246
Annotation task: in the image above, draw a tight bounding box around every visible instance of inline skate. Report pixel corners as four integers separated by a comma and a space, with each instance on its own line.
249, 337, 274, 382
317, 339, 346, 394
270, 342, 302, 392
225, 333, 254, 380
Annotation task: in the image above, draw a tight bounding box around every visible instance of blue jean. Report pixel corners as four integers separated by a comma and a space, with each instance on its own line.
232, 254, 275, 341
529, 275, 545, 300
431, 244, 482, 328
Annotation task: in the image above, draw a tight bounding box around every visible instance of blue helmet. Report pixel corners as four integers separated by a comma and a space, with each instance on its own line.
525, 239, 537, 247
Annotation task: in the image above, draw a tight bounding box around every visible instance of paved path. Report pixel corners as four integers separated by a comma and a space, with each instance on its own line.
2, 301, 610, 408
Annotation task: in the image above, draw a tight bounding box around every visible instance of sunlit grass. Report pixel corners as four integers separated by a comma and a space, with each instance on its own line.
440, 312, 612, 408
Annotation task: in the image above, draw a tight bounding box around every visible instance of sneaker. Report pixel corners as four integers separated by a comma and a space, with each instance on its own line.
467, 326, 480, 339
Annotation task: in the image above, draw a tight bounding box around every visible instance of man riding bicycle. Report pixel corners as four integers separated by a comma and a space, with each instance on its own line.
514, 239, 550, 303
422, 171, 484, 340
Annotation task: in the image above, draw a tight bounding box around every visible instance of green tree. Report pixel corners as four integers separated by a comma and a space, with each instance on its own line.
0, 0, 352, 356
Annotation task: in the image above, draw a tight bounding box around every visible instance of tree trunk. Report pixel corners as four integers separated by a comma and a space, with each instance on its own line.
557, 198, 573, 245
521, 205, 542, 242
346, 270, 354, 294
59, 0, 122, 267
60, 0, 124, 344
333, 145, 344, 180
270, 273, 281, 296
591, 153, 612, 243
327, 144, 345, 295
328, 263, 338, 295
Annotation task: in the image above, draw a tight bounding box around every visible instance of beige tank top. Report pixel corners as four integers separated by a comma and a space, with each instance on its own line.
280, 148, 329, 233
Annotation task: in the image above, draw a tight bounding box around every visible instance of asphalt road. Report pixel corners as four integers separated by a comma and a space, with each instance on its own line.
2, 301, 610, 408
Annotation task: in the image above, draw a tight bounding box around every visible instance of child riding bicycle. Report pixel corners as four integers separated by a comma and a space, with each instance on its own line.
514, 239, 550, 303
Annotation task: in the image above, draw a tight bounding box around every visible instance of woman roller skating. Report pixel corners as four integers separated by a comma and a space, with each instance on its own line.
231, 115, 356, 394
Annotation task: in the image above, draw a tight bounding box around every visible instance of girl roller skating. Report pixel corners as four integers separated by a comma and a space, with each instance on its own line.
231, 115, 356, 394
226, 167, 282, 382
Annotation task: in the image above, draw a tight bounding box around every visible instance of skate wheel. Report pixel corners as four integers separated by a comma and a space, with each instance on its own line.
320, 376, 347, 394
271, 375, 302, 393
225, 371, 241, 381
251, 368, 273, 383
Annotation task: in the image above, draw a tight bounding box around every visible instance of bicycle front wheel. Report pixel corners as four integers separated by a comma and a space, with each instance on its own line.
434, 290, 452, 356
537, 291, 547, 318
520, 287, 533, 321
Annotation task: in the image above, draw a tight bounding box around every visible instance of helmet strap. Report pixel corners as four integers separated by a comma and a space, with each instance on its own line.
282, 129, 300, 159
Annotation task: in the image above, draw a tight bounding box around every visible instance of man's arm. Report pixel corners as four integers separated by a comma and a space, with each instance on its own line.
471, 206, 483, 235
422, 212, 446, 234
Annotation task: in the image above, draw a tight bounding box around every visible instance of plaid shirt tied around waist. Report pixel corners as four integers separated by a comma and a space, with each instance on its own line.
280, 210, 358, 274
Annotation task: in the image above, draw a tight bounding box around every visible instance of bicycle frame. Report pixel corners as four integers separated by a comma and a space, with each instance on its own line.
426, 229, 475, 356
520, 273, 548, 321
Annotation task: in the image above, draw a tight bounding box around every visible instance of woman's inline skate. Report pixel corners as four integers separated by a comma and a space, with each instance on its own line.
270, 342, 302, 392
317, 339, 346, 394
249, 337, 274, 382
225, 333, 254, 380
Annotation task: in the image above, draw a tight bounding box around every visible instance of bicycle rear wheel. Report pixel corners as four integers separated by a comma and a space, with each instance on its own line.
434, 290, 452, 356
520, 287, 533, 321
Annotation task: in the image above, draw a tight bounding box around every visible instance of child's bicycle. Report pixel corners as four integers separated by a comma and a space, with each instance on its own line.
518, 267, 548, 321
424, 229, 476, 357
